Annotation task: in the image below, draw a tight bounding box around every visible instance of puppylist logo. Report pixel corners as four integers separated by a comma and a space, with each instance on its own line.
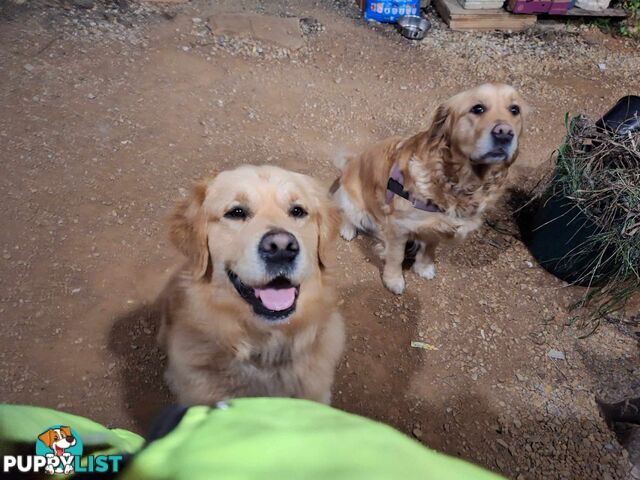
2, 424, 124, 475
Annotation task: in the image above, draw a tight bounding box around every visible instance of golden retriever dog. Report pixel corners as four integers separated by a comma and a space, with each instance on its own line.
158, 165, 345, 405
334, 83, 527, 294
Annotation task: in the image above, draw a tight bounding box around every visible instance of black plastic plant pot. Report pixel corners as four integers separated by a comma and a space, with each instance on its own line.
595, 95, 640, 136
520, 96, 639, 287
520, 193, 615, 287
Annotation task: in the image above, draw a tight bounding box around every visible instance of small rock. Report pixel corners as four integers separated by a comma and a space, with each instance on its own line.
73, 0, 95, 9
496, 438, 510, 450
412, 427, 423, 439
547, 403, 561, 416
24, 64, 35, 73
547, 349, 565, 360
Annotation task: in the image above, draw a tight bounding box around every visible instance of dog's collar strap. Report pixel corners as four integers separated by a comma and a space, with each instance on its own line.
385, 164, 442, 213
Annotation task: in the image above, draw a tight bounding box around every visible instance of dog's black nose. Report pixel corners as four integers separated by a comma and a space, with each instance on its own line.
259, 230, 299, 265
491, 123, 515, 144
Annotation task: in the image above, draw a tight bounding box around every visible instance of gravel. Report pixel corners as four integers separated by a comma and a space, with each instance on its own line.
1, 1, 638, 480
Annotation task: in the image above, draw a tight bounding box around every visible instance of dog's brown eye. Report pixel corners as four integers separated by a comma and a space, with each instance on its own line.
470, 104, 485, 115
289, 206, 307, 218
509, 104, 521, 115
224, 206, 248, 220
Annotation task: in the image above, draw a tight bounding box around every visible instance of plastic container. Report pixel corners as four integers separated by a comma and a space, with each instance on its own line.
595, 95, 640, 136
548, 0, 572, 13
507, 0, 552, 13
519, 96, 639, 286
575, 0, 611, 10
363, 0, 420, 23
520, 194, 612, 286
457, 0, 505, 9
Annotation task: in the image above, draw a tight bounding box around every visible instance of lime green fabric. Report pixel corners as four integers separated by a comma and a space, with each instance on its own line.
0, 404, 144, 456
121, 398, 503, 480
0, 400, 503, 480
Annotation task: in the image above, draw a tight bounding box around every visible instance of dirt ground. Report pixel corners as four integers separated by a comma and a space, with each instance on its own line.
1, 0, 640, 478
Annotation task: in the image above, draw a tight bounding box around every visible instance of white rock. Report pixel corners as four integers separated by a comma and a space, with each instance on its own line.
547, 349, 565, 360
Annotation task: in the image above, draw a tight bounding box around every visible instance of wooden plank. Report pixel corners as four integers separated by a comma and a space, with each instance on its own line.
435, 0, 537, 31
546, 6, 628, 16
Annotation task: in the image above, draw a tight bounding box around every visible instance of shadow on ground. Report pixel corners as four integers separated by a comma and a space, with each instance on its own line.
108, 300, 174, 432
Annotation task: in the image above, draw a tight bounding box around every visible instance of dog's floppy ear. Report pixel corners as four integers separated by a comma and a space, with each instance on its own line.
169, 181, 210, 279
426, 102, 453, 147
38, 430, 55, 448
316, 193, 341, 271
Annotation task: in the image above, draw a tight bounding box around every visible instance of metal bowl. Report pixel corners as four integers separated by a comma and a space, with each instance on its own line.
397, 15, 431, 40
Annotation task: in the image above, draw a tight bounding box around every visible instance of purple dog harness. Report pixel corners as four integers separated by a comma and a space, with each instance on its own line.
385, 163, 442, 213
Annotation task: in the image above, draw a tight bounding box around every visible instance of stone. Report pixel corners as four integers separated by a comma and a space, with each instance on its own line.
547, 349, 565, 360
73, 0, 94, 9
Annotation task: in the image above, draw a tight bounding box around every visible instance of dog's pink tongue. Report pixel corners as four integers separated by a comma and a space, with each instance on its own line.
255, 287, 296, 311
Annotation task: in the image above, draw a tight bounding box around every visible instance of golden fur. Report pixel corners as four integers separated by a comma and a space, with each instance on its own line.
334, 83, 527, 294
159, 165, 345, 405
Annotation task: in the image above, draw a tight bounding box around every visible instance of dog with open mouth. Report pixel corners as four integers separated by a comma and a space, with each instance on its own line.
334, 83, 528, 294
158, 165, 345, 405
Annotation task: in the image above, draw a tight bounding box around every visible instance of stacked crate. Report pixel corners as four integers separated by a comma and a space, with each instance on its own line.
506, 0, 572, 13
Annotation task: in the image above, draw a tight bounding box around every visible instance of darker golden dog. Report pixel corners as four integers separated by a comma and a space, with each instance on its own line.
334, 83, 527, 294
158, 165, 344, 405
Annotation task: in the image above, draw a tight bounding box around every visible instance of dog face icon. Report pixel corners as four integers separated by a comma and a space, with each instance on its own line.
38, 426, 76, 456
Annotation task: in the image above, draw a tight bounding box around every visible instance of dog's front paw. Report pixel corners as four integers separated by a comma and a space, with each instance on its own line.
413, 262, 436, 280
383, 273, 405, 295
64, 464, 74, 475
340, 222, 357, 241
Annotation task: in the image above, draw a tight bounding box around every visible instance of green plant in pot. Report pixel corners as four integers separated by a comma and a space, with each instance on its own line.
521, 98, 640, 332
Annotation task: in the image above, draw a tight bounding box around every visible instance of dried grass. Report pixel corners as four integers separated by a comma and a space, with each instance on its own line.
547, 115, 640, 331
